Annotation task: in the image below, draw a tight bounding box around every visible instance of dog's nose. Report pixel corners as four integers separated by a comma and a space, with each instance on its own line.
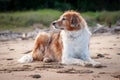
52, 22, 56, 25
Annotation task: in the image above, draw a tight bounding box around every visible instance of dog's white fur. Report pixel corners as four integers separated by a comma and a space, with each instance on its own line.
61, 22, 99, 66
18, 54, 33, 63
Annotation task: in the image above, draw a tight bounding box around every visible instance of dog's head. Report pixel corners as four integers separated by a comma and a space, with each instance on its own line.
52, 11, 86, 31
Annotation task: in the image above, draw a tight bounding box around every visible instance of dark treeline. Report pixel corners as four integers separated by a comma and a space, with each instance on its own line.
0, 0, 120, 12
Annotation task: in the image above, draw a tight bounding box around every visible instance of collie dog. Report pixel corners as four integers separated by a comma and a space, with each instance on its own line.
18, 11, 100, 66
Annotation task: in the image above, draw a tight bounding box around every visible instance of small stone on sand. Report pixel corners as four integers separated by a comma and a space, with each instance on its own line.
6, 58, 13, 60
97, 54, 104, 57
117, 53, 120, 55
30, 74, 41, 78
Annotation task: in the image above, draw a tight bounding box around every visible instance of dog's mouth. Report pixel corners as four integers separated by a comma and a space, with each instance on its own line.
54, 26, 64, 30
52, 22, 64, 30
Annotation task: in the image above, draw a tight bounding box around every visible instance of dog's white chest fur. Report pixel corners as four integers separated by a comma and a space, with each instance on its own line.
61, 28, 91, 64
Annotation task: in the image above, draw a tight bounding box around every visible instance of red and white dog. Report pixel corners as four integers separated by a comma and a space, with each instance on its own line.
18, 11, 100, 66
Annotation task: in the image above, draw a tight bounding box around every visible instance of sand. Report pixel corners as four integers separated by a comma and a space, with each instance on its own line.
0, 33, 120, 80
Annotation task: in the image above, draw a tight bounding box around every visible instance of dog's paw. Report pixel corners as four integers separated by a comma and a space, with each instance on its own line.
92, 62, 106, 68
43, 57, 52, 63
92, 62, 101, 66
18, 54, 33, 63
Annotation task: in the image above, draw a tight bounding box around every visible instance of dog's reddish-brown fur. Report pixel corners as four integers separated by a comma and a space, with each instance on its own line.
32, 31, 63, 62
31, 11, 83, 62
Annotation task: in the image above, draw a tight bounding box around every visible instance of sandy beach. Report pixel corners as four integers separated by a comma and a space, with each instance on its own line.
0, 33, 120, 80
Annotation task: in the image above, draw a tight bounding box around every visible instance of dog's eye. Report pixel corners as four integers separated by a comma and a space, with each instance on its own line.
62, 18, 66, 21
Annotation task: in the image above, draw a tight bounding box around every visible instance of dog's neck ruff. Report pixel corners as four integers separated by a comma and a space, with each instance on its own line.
61, 27, 91, 41
62, 30, 83, 40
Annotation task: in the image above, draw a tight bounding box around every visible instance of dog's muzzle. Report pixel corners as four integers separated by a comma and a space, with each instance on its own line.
52, 21, 64, 30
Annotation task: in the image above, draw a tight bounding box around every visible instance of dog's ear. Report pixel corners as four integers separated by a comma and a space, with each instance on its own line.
71, 15, 80, 27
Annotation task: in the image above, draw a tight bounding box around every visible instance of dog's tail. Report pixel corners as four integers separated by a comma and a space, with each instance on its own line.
18, 54, 33, 63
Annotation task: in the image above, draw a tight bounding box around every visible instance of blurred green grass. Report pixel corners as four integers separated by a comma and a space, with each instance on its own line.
0, 9, 62, 32
0, 9, 120, 32
81, 11, 120, 26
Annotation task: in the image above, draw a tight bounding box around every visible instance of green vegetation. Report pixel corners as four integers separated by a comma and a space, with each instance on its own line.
95, 11, 120, 25
0, 9, 120, 32
0, 9, 62, 32
81, 11, 120, 26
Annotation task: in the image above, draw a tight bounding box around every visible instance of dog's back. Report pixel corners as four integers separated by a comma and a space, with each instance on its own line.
18, 30, 62, 63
